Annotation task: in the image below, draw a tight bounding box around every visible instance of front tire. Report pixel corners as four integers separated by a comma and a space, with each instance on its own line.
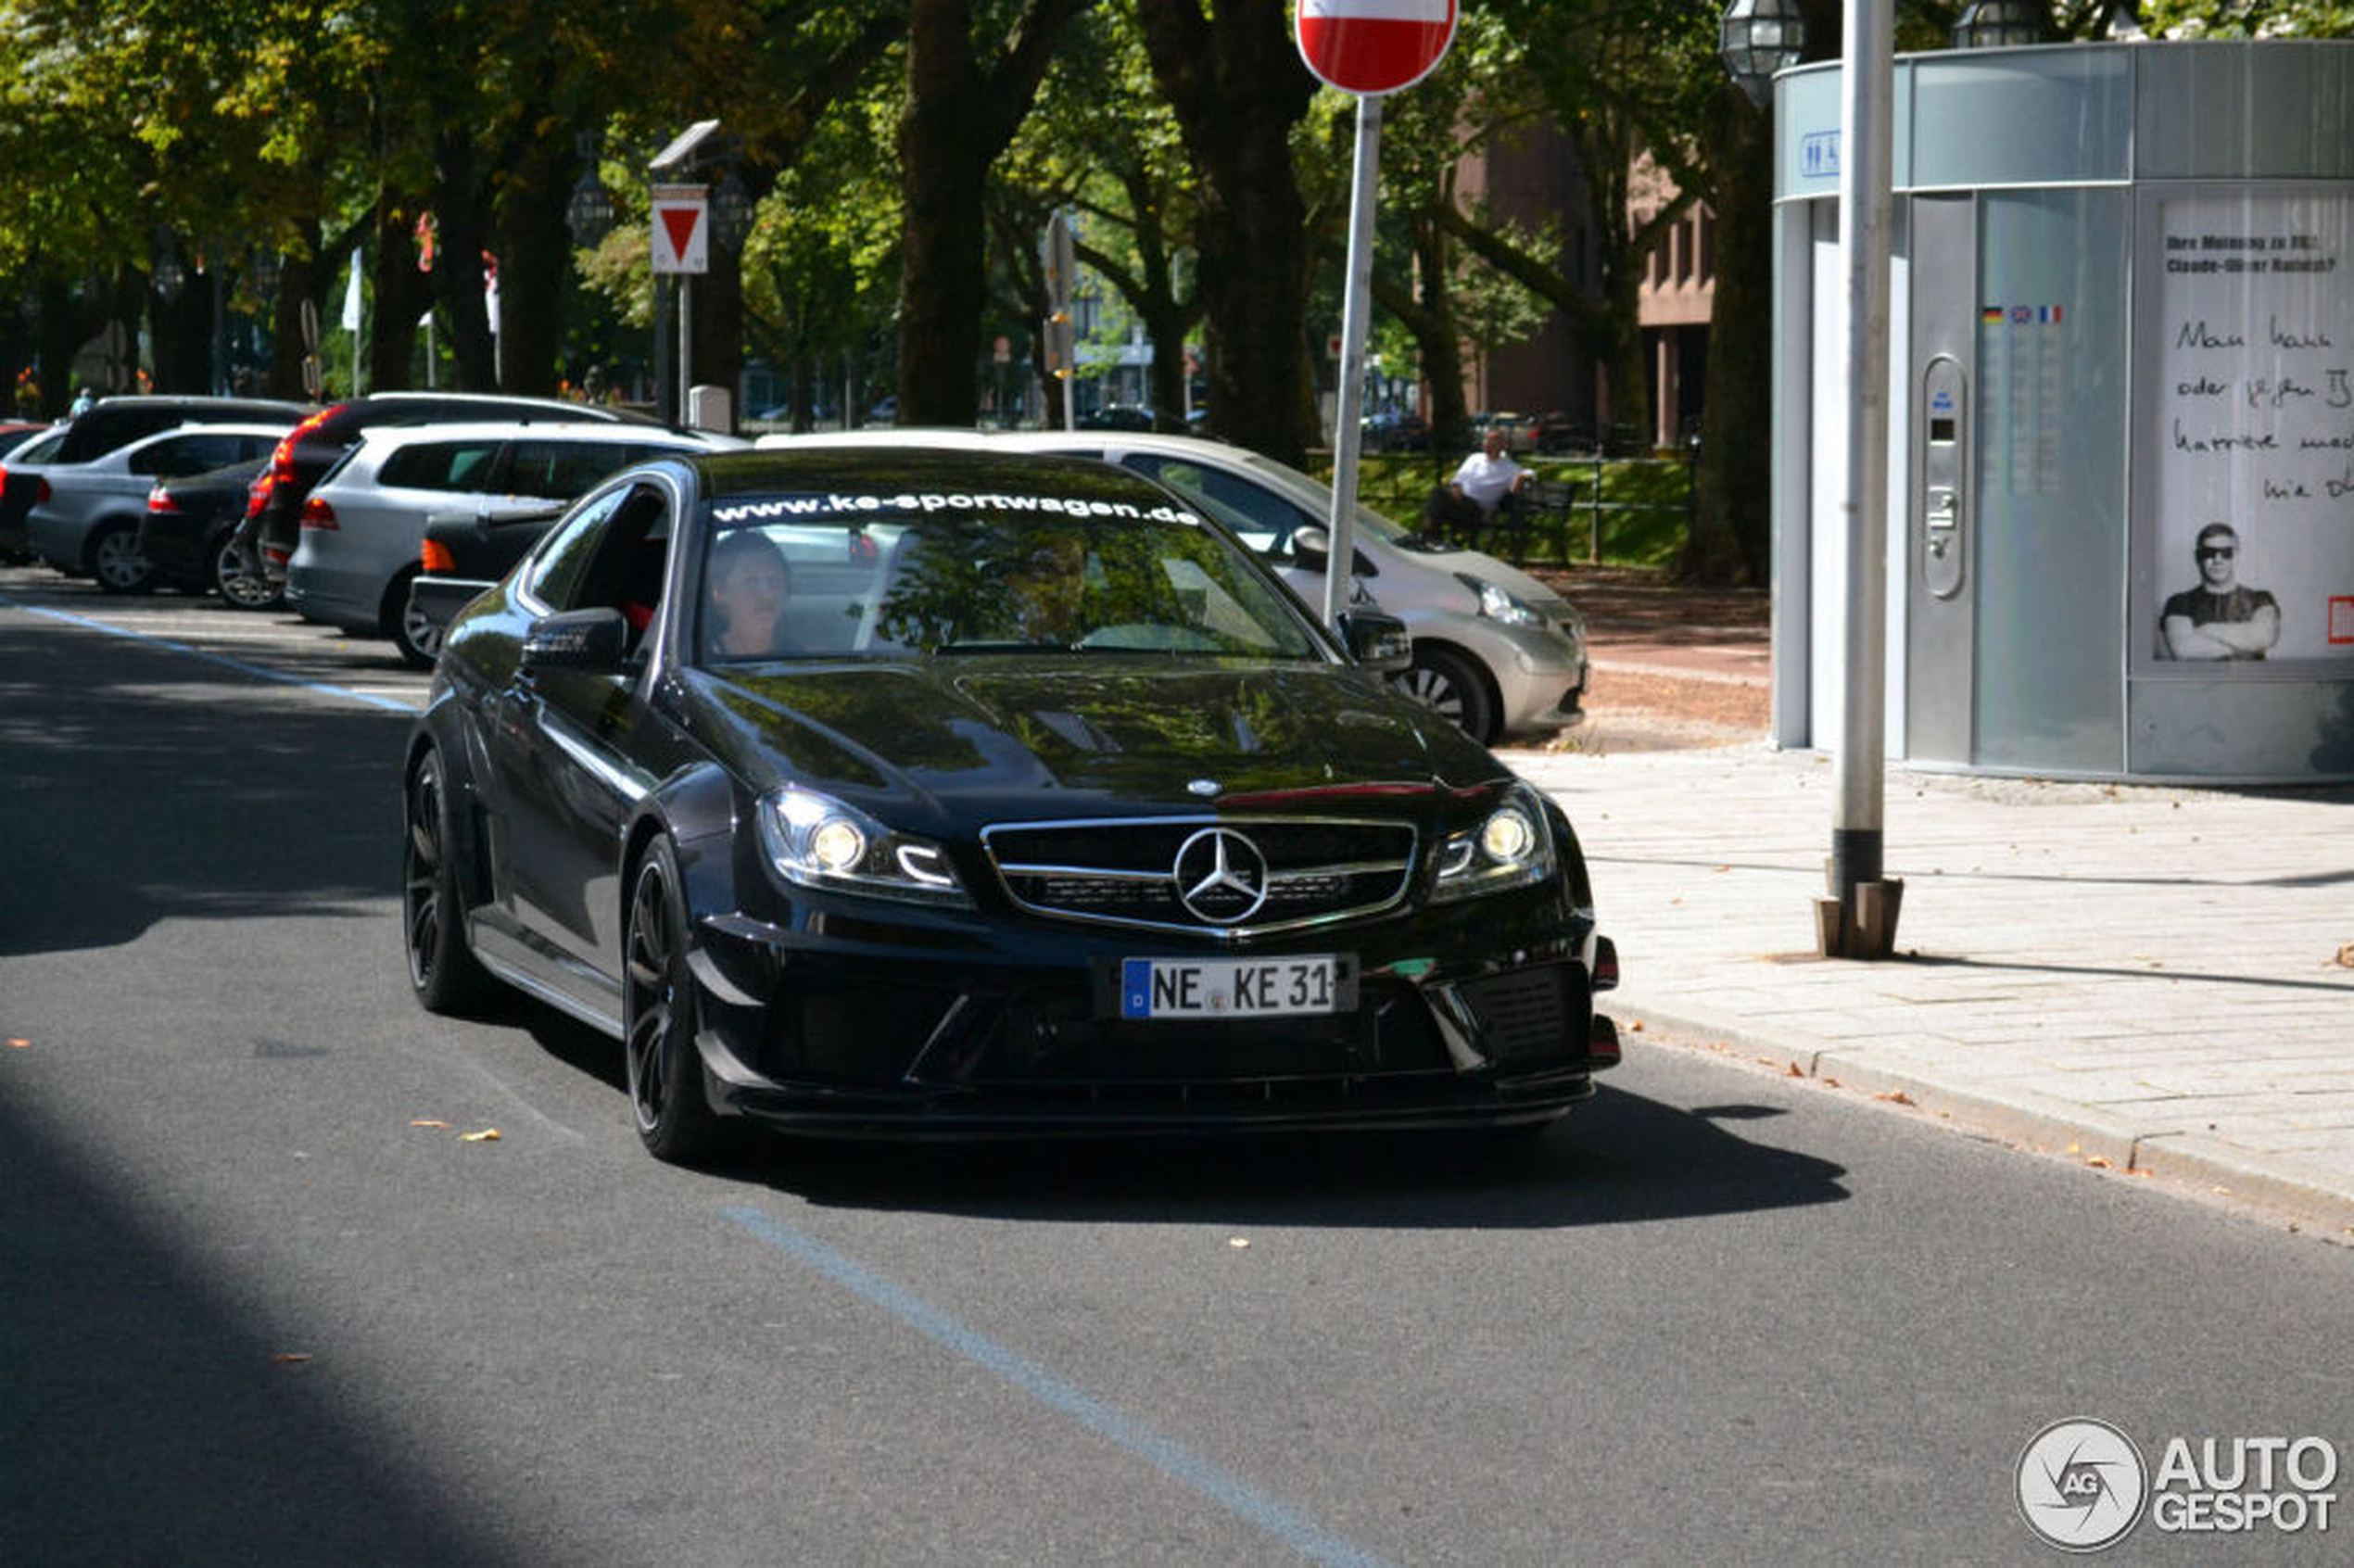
88, 521, 154, 594
624, 837, 729, 1164
403, 748, 497, 1014
1392, 645, 1498, 745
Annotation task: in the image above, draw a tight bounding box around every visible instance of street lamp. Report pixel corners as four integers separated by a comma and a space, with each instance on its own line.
567, 132, 616, 247
710, 168, 755, 252
1719, 0, 1809, 107
1952, 0, 2048, 48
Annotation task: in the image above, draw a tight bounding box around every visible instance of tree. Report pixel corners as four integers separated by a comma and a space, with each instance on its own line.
894, 0, 1091, 427
1133, 0, 1321, 463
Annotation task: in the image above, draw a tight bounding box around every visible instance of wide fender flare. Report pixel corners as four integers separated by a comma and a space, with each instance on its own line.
626, 762, 740, 927
405, 697, 493, 909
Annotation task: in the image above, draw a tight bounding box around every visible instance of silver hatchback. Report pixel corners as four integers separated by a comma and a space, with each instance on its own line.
285, 420, 745, 664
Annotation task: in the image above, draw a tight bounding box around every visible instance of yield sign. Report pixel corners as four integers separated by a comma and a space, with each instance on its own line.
1296, 0, 1457, 96
651, 183, 709, 274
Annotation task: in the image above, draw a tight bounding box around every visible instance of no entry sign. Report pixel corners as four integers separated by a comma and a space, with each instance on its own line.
1296, 0, 1458, 96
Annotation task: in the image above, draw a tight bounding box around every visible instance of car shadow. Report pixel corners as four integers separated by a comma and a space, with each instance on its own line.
718, 1084, 1847, 1232
509, 983, 1849, 1233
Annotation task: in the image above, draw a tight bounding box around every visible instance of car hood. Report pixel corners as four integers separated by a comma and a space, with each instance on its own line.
682, 657, 1506, 828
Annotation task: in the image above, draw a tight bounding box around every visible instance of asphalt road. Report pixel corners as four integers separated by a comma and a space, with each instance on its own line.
6, 570, 2352, 1566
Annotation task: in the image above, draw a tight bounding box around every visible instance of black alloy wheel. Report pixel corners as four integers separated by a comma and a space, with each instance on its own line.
88, 521, 155, 594
623, 838, 728, 1164
211, 533, 283, 610
1391, 646, 1498, 745
403, 749, 496, 1013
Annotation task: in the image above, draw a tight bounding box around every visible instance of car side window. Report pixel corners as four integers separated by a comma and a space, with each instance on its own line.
129, 433, 252, 476
503, 440, 629, 499
1120, 455, 1313, 555
530, 482, 672, 633
377, 440, 503, 491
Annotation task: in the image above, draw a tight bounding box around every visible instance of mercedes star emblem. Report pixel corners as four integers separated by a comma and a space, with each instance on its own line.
1172, 827, 1269, 924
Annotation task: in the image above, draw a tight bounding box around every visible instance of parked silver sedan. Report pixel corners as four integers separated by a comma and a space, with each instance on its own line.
285, 420, 745, 664
24, 423, 297, 592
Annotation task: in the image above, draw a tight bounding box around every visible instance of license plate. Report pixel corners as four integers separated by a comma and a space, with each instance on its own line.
1118, 955, 1352, 1019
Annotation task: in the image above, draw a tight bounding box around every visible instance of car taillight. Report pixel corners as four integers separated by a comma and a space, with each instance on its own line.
147, 485, 182, 514
35, 476, 49, 504
299, 495, 337, 530
244, 472, 273, 517
419, 537, 457, 574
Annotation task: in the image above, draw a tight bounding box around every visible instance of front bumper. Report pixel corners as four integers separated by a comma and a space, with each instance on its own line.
680, 901, 1619, 1137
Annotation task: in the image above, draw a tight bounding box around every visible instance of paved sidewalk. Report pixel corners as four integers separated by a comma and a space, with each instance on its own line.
1508, 741, 2354, 1230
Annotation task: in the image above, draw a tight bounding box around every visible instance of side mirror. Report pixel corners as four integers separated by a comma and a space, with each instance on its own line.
1336, 609, 1412, 673
1289, 524, 1378, 578
522, 607, 629, 671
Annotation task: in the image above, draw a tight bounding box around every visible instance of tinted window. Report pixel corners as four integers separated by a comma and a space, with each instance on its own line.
502, 439, 630, 499
127, 432, 272, 476
376, 440, 503, 491
1119, 454, 1316, 553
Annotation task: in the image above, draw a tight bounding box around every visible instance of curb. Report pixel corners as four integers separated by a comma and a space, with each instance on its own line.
1614, 1000, 2354, 1238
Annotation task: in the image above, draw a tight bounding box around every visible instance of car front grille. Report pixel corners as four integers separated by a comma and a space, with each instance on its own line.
981, 816, 1417, 938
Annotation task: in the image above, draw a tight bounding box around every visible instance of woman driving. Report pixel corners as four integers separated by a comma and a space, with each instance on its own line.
702, 528, 793, 659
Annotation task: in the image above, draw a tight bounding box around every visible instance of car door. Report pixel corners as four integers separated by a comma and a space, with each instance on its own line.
484, 476, 699, 988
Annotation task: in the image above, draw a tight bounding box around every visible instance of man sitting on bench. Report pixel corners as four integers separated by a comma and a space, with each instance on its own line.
1424, 426, 1531, 550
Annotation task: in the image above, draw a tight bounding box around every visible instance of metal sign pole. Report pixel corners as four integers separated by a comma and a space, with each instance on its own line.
1322, 94, 1383, 631
1824, 0, 1900, 958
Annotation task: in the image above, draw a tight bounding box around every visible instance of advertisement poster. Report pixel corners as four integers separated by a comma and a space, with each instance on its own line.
2145, 191, 2353, 666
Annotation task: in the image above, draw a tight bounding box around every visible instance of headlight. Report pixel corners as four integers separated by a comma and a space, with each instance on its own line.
757, 786, 970, 907
1431, 782, 1558, 903
1459, 574, 1546, 626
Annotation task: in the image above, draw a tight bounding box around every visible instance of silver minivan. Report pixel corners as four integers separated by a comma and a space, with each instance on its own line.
754, 428, 1588, 744
286, 421, 745, 664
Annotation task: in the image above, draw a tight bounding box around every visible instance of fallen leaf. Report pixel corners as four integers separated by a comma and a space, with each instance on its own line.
271, 1352, 313, 1364
1628, 1020, 1644, 1032
1713, 866, 1729, 874
460, 1128, 501, 1143
6, 1038, 29, 1049
1228, 1237, 1250, 1249
2335, 943, 2354, 969
1783, 1063, 1803, 1078
2086, 1155, 2114, 1170
1822, 1077, 1841, 1089
1874, 1090, 1916, 1106
2067, 1142, 2082, 1155
409, 1119, 449, 1129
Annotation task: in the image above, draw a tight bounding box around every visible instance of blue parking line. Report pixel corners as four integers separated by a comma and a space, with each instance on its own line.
719, 1205, 1393, 1568
0, 597, 422, 714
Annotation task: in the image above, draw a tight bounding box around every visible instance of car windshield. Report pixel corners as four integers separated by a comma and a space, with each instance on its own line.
692, 490, 1327, 665
5, 428, 67, 463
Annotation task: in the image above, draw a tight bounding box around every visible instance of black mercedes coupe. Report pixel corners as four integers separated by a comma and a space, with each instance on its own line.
403, 447, 1618, 1161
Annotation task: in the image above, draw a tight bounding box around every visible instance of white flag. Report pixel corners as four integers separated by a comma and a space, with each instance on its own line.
341, 248, 363, 331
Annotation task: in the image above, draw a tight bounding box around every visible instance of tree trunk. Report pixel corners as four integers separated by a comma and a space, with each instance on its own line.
370, 200, 432, 391
1135, 0, 1317, 464
1686, 88, 1774, 587
896, 0, 993, 427
492, 133, 576, 398
432, 132, 499, 391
